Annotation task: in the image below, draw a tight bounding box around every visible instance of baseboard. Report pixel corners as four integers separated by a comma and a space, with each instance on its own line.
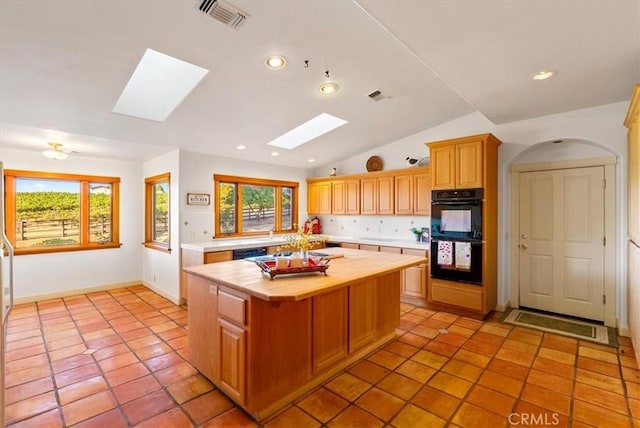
141, 281, 181, 306
13, 280, 142, 305
618, 326, 630, 338
496, 300, 510, 312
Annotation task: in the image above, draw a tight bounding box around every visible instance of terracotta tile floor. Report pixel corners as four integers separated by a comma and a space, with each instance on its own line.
4, 285, 640, 427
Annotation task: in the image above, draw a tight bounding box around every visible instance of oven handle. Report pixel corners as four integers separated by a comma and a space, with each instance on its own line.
431, 238, 482, 243
431, 200, 481, 206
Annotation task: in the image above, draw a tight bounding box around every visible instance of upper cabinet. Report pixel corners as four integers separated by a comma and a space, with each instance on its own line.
427, 133, 501, 190
308, 181, 332, 215
626, 84, 640, 244
307, 166, 429, 216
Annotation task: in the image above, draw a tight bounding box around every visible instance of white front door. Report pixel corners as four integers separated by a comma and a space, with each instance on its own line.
518, 166, 605, 321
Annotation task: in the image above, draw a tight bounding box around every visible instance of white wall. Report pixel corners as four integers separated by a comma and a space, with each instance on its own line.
142, 149, 181, 303
0, 147, 143, 301
179, 150, 310, 243
316, 101, 629, 327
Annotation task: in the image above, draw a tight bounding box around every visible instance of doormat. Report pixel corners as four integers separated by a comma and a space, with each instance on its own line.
501, 308, 617, 347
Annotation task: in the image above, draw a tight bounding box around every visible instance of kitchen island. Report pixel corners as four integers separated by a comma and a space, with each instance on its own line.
183, 247, 426, 421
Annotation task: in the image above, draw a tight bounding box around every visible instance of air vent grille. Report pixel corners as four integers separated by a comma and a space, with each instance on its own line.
367, 88, 390, 102
197, 0, 249, 29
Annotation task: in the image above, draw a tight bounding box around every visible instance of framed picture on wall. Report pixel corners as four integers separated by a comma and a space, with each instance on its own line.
187, 193, 210, 206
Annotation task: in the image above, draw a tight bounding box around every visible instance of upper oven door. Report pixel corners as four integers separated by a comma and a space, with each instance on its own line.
430, 200, 482, 241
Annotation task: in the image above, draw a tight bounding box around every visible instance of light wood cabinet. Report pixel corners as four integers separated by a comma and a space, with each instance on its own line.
625, 84, 640, 367
340, 242, 359, 249
331, 179, 360, 215
188, 276, 219, 382
428, 133, 500, 190
401, 248, 429, 301
308, 181, 332, 215
349, 279, 376, 353
307, 166, 428, 216
426, 133, 501, 316
312, 288, 348, 373
394, 174, 413, 215
414, 172, 431, 215
218, 318, 246, 402
358, 244, 380, 252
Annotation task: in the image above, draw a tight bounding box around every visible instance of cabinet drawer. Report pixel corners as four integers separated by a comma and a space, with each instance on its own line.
205, 251, 233, 264
430, 280, 482, 311
402, 248, 428, 258
379, 246, 401, 254
359, 244, 380, 252
218, 290, 246, 326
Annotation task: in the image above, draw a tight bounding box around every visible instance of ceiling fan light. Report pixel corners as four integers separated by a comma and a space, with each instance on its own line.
42, 149, 68, 160
319, 82, 339, 95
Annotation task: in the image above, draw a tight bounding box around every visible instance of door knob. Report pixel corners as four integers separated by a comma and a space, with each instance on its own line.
521, 234, 527, 239
520, 244, 528, 250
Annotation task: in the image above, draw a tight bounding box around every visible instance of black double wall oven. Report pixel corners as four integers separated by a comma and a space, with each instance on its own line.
430, 188, 483, 285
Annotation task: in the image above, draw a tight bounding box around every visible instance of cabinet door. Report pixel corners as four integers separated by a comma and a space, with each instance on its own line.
402, 265, 427, 298
360, 178, 377, 215
377, 176, 394, 215
188, 276, 219, 382
349, 279, 376, 353
307, 182, 332, 215
358, 244, 379, 252
312, 288, 347, 373
218, 318, 246, 403
430, 145, 456, 190
413, 173, 431, 215
456, 141, 483, 188
332, 180, 346, 215
345, 179, 360, 215
394, 174, 413, 215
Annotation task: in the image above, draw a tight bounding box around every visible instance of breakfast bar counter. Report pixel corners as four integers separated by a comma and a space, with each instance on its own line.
183, 248, 426, 420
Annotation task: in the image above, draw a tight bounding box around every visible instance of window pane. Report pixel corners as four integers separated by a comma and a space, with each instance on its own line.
89, 182, 112, 243
15, 178, 80, 248
281, 187, 293, 230
219, 182, 237, 234
153, 182, 169, 243
241, 184, 275, 233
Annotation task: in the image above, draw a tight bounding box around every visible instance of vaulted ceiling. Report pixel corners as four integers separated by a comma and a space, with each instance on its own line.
1, 0, 638, 168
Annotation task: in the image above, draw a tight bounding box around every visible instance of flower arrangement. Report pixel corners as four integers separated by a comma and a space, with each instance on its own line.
277, 228, 328, 254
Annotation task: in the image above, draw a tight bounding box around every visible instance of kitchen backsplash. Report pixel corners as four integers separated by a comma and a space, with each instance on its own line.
316, 215, 430, 240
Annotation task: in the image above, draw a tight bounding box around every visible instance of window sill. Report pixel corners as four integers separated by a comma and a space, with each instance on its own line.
15, 243, 123, 256
143, 242, 172, 253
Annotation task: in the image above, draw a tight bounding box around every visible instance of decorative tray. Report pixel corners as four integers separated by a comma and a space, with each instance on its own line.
255, 258, 330, 280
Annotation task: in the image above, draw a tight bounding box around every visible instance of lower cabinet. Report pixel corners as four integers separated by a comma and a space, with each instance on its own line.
312, 288, 348, 373
218, 318, 246, 403
187, 275, 219, 383
429, 278, 483, 312
400, 248, 429, 302
629, 241, 640, 367
181, 249, 232, 302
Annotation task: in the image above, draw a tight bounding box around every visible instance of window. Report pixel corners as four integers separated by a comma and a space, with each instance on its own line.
144, 173, 170, 252
3, 170, 120, 255
214, 174, 298, 236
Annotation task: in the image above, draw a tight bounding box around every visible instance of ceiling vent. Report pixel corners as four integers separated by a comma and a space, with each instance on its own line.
367, 89, 390, 102
197, 0, 249, 29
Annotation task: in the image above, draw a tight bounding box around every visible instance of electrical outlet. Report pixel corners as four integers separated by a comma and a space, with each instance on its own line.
153, 275, 156, 282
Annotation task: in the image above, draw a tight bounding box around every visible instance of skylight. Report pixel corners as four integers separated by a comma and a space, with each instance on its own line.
267, 113, 348, 150
112, 49, 209, 122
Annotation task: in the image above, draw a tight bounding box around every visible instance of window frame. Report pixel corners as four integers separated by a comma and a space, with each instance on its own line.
3, 169, 121, 255
144, 172, 171, 253
214, 174, 298, 237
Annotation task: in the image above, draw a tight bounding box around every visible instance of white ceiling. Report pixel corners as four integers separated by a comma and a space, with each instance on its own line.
1, 0, 638, 168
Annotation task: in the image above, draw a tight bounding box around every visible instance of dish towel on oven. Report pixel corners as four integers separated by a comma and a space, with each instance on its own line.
437, 241, 453, 266
455, 242, 471, 270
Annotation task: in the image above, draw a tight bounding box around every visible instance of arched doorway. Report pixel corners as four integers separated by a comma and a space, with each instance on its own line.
506, 139, 618, 326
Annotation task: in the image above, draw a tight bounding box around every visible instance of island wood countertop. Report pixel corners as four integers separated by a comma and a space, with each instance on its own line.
183, 247, 426, 302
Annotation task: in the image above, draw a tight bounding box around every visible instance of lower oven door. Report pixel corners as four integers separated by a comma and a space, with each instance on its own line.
430, 239, 482, 285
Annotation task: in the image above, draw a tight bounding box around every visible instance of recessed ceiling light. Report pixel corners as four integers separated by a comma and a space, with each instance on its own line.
308, 158, 316, 163
112, 49, 209, 122
270, 151, 279, 156
531, 70, 556, 81
267, 113, 348, 150
319, 82, 339, 95
236, 144, 247, 150
265, 55, 286, 70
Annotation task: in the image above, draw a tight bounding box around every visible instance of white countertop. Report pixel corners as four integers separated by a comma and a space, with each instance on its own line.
180, 235, 429, 252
